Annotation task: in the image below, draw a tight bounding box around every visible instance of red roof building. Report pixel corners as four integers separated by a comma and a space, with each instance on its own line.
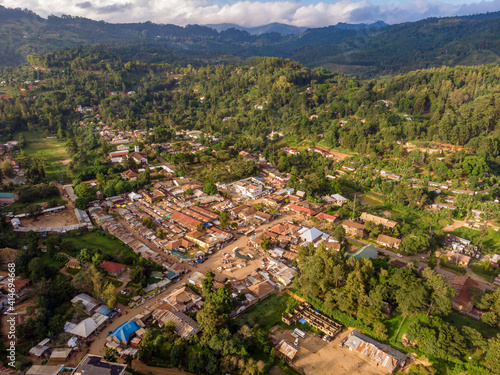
109, 151, 129, 158
315, 212, 340, 222
100, 260, 126, 275
286, 204, 316, 216
170, 210, 202, 230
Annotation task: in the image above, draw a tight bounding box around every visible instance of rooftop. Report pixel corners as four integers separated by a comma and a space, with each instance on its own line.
73, 355, 127, 375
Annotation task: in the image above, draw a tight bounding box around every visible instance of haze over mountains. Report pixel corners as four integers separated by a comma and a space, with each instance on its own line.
0, 5, 499, 77
205, 21, 388, 35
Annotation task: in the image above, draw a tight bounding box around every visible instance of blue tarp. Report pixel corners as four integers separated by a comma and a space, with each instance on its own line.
109, 320, 140, 343
299, 318, 307, 325
166, 270, 179, 279
96, 306, 112, 316
170, 250, 188, 260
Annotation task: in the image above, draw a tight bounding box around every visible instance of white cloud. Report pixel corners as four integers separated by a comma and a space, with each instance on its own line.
1, 0, 499, 27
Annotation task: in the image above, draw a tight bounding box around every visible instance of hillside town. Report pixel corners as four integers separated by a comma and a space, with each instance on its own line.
1, 38, 500, 375
1, 123, 500, 375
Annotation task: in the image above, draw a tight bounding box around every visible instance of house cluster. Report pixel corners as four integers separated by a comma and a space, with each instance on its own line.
249, 221, 342, 264
225, 177, 273, 199
91, 176, 235, 267
155, 140, 208, 156
0, 151, 27, 186
109, 145, 148, 165
342, 212, 401, 248
189, 269, 278, 317
105, 313, 150, 355
175, 129, 219, 142
100, 126, 148, 145
24, 355, 128, 375
229, 203, 274, 228
444, 234, 481, 259
29, 294, 124, 362
281, 147, 300, 156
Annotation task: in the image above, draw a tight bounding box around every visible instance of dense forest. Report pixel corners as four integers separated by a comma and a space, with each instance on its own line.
0, 5, 499, 76
1, 49, 499, 183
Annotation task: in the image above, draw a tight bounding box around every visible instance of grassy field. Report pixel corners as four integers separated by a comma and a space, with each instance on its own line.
365, 199, 453, 233
18, 130, 70, 181
62, 231, 137, 263
40, 252, 69, 269
235, 293, 299, 331
444, 311, 500, 339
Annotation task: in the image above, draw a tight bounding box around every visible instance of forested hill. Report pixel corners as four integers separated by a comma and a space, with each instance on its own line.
1, 6, 499, 77
1, 51, 500, 184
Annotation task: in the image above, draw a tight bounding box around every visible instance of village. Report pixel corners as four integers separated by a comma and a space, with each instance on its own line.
1, 122, 500, 375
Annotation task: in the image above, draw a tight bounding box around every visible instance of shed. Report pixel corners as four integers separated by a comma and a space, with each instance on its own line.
49, 348, 72, 361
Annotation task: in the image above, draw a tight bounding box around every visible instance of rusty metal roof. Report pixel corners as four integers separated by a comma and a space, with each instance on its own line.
345, 330, 407, 372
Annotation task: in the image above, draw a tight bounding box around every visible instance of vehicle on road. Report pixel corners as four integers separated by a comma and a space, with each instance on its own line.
339, 336, 348, 347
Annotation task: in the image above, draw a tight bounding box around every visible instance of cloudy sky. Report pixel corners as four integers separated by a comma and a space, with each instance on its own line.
1, 0, 499, 27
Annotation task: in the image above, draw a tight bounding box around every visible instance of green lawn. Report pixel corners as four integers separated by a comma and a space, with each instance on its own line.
18, 130, 70, 181
62, 231, 137, 263
235, 293, 298, 331
385, 314, 424, 345
40, 252, 68, 269
444, 312, 500, 339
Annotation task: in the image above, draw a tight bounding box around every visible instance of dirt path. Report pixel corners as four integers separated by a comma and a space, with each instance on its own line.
285, 289, 306, 303
442, 220, 465, 232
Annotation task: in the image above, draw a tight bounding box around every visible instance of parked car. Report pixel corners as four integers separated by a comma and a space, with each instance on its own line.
121, 288, 129, 295
397, 253, 403, 258
339, 336, 348, 347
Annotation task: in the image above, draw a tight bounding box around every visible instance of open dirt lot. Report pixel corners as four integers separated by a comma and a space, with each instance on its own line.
198, 213, 295, 280
274, 329, 388, 375
21, 208, 78, 227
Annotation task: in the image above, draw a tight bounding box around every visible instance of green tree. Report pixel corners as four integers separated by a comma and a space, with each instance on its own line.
203, 181, 218, 195
422, 268, 455, 316
219, 211, 229, 229
486, 335, 500, 373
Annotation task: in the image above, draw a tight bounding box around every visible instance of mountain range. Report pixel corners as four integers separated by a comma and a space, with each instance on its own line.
0, 5, 499, 77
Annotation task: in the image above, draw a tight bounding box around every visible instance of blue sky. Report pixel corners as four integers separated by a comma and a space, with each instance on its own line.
0, 0, 499, 27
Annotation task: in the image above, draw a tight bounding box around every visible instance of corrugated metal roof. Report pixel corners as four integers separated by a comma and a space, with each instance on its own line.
345, 330, 407, 372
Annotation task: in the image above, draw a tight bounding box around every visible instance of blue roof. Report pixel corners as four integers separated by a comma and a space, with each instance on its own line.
96, 306, 111, 316
109, 320, 140, 343
166, 270, 179, 279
